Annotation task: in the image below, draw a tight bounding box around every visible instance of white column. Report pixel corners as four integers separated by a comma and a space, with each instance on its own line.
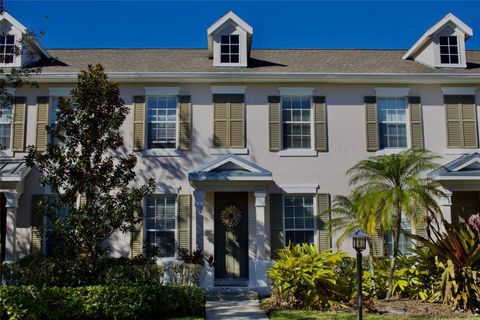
254, 191, 267, 260
439, 188, 453, 226
4, 192, 20, 262
193, 190, 206, 251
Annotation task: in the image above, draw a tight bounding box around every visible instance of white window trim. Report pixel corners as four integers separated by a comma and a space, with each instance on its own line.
375, 96, 411, 153
441, 87, 476, 95
0, 34, 20, 68
145, 95, 180, 153
144, 87, 180, 96
278, 87, 314, 96
210, 86, 246, 94
282, 193, 318, 247
0, 90, 15, 155
143, 193, 179, 262
280, 96, 316, 154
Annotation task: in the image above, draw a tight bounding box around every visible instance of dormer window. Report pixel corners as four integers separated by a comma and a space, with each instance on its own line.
0, 34, 15, 64
220, 35, 240, 63
440, 36, 459, 64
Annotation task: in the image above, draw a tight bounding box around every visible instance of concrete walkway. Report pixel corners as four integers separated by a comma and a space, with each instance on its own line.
206, 290, 269, 320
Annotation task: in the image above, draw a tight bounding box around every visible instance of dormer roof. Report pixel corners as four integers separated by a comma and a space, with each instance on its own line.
207, 11, 253, 59
402, 13, 472, 60
0, 11, 51, 59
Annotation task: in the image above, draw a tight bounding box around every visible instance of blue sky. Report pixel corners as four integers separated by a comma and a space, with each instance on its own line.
6, 1, 480, 50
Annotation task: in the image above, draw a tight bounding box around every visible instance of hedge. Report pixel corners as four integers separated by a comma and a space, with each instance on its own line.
0, 285, 205, 320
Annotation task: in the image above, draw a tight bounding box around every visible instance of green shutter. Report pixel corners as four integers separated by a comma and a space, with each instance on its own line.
365, 96, 378, 152
408, 96, 424, 149
130, 202, 144, 258
178, 96, 191, 151
178, 194, 191, 251
133, 96, 145, 151
314, 96, 328, 151
213, 94, 245, 148
31, 195, 45, 254
270, 193, 284, 259
268, 96, 281, 151
35, 96, 49, 152
371, 233, 384, 257
12, 97, 26, 152
416, 214, 428, 239
317, 193, 331, 252
445, 95, 478, 148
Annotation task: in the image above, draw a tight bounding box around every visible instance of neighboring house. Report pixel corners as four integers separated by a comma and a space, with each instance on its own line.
0, 10, 479, 291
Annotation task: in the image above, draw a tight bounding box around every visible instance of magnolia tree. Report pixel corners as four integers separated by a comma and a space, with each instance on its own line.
26, 64, 154, 259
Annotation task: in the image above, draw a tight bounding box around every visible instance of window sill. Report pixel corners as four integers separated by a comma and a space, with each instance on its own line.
443, 148, 480, 155
140, 149, 182, 157
210, 148, 249, 155
279, 149, 318, 157
375, 148, 409, 156
0, 149, 14, 158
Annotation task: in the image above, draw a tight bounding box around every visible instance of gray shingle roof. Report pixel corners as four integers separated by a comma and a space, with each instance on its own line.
34, 48, 480, 74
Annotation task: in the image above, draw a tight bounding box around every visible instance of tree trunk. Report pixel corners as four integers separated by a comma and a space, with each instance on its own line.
386, 203, 402, 301
367, 237, 377, 298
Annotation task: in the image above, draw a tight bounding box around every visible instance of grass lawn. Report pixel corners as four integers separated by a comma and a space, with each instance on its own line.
268, 310, 479, 320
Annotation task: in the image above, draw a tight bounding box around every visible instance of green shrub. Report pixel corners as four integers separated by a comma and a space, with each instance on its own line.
1, 254, 163, 287
267, 244, 348, 309
0, 285, 205, 320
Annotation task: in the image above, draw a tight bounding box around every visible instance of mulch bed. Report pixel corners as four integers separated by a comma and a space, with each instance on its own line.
365, 299, 475, 318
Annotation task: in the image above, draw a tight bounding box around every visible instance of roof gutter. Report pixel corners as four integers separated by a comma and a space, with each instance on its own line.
21, 71, 480, 84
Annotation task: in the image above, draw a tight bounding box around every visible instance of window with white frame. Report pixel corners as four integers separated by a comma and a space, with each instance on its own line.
284, 194, 315, 245
145, 195, 176, 258
0, 35, 15, 64
385, 217, 413, 256
282, 97, 312, 149
147, 96, 177, 149
0, 101, 12, 150
440, 36, 459, 64
220, 35, 240, 63
44, 195, 69, 256
377, 97, 408, 149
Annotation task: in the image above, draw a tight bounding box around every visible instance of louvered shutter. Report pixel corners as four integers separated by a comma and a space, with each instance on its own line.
365, 96, 378, 152
314, 96, 328, 151
178, 96, 191, 151
270, 193, 284, 259
130, 202, 144, 257
78, 195, 86, 208
178, 194, 191, 251
11, 97, 26, 151
229, 94, 245, 148
408, 96, 424, 149
370, 233, 384, 257
31, 195, 45, 254
416, 215, 428, 239
445, 95, 478, 148
35, 97, 49, 151
268, 96, 281, 151
213, 94, 229, 147
317, 193, 331, 252
133, 96, 145, 151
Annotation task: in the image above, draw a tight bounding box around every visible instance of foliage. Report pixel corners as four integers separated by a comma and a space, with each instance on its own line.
347, 149, 444, 299
267, 244, 348, 309
0, 284, 205, 320
25, 64, 154, 259
410, 220, 480, 312
1, 254, 163, 287
177, 248, 214, 267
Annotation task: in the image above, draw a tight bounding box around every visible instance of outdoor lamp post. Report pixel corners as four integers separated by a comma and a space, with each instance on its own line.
351, 230, 368, 320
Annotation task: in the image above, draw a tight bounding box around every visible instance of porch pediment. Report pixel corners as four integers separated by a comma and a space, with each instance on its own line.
0, 160, 30, 183
188, 153, 272, 182
428, 152, 480, 180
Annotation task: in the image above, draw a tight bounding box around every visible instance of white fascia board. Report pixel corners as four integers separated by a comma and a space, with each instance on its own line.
441, 87, 476, 95
207, 11, 253, 35
375, 87, 410, 97
144, 87, 180, 96
280, 184, 319, 194
278, 87, 315, 96
211, 86, 246, 94
201, 157, 260, 173
48, 87, 73, 96
402, 13, 473, 60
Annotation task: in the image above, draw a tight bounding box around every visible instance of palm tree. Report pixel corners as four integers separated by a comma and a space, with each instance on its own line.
328, 189, 380, 297
347, 149, 444, 300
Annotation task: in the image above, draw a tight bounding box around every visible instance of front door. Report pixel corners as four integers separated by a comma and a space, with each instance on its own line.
214, 192, 248, 285
451, 191, 480, 225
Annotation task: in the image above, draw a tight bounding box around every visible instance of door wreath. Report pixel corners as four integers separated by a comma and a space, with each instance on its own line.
220, 205, 242, 228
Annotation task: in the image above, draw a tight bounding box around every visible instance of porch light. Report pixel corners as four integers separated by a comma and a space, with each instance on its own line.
352, 230, 367, 252
351, 230, 368, 320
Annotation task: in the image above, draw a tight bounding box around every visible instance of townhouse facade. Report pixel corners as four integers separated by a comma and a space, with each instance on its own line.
1, 10, 480, 291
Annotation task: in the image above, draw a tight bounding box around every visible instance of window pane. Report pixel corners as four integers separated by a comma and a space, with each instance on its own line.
147, 96, 177, 149
221, 54, 229, 63
450, 55, 459, 64
230, 35, 239, 44
449, 36, 457, 45
230, 54, 239, 63
441, 55, 450, 64
378, 98, 407, 149
282, 97, 311, 149
221, 35, 229, 44
145, 195, 176, 258
283, 195, 315, 246
0, 102, 12, 150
